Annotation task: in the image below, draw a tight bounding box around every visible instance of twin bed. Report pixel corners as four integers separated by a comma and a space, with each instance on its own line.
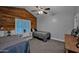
33, 31, 51, 42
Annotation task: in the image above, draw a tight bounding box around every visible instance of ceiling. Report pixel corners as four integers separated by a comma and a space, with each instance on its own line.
16, 6, 77, 17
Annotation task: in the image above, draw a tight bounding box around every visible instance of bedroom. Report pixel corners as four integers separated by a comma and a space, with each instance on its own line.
0, 6, 79, 53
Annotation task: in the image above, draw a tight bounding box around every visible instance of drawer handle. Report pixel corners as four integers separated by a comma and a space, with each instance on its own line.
76, 43, 79, 48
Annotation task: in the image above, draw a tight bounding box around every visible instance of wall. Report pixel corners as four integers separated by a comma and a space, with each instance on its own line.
75, 7, 79, 27
0, 7, 37, 31
37, 6, 75, 42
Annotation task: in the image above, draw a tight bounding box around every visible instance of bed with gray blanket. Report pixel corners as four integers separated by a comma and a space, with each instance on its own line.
33, 31, 51, 42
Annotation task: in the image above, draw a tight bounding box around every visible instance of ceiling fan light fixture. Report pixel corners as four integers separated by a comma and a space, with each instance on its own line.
31, 6, 51, 15
38, 11, 43, 14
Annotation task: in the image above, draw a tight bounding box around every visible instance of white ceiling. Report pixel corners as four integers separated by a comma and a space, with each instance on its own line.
16, 6, 76, 17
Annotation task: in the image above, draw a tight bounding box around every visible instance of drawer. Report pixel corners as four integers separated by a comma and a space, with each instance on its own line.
65, 34, 79, 52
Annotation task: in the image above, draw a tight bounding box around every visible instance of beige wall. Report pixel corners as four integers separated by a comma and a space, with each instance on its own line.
37, 6, 75, 42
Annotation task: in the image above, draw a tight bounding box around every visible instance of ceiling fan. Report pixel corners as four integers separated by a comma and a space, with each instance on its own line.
31, 6, 50, 15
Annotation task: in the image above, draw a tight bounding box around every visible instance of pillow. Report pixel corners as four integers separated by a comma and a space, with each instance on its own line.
31, 29, 35, 32
22, 32, 30, 38
0, 31, 5, 37
10, 30, 16, 35
35, 28, 38, 31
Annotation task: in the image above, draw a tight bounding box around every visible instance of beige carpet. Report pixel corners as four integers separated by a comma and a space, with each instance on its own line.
29, 38, 64, 53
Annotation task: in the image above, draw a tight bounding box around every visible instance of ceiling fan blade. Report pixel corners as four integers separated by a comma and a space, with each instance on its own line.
36, 6, 39, 8
45, 8, 50, 10
31, 10, 38, 12
36, 6, 42, 10
43, 11, 47, 14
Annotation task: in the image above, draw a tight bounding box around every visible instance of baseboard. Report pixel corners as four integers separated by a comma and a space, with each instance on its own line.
51, 37, 64, 42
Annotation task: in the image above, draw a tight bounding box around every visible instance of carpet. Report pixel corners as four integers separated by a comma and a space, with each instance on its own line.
29, 38, 64, 53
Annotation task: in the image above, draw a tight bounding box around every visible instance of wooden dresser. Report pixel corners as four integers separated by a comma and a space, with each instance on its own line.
65, 34, 79, 53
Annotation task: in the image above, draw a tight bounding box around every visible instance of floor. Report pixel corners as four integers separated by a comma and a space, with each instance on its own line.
29, 38, 64, 53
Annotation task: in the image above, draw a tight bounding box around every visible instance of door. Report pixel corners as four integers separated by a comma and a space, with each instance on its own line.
15, 19, 23, 34
15, 19, 31, 34
23, 20, 31, 32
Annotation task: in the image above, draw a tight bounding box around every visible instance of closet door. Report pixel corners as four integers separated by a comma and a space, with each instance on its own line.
15, 19, 23, 34
23, 20, 31, 32
15, 19, 31, 34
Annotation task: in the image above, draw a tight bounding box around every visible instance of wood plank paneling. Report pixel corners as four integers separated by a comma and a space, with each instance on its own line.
0, 7, 37, 31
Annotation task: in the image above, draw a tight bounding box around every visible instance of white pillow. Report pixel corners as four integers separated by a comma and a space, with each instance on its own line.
22, 32, 31, 38
0, 31, 5, 37
11, 30, 16, 35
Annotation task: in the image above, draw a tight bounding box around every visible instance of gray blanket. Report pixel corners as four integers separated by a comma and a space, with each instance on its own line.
33, 31, 51, 42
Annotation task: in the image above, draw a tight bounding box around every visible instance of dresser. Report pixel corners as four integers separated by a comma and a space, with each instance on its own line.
65, 34, 79, 53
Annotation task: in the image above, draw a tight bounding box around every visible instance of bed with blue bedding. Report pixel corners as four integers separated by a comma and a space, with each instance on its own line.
0, 35, 31, 53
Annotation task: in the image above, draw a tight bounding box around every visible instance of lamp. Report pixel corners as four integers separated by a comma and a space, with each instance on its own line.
74, 14, 79, 29
0, 27, 4, 30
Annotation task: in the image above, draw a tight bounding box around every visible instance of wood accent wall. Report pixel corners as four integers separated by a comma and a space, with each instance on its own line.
0, 6, 37, 31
